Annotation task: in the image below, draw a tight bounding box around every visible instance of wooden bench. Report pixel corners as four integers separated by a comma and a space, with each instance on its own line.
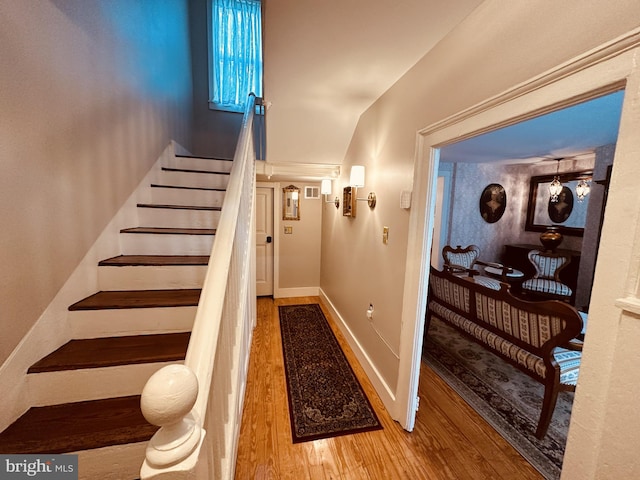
426, 266, 584, 439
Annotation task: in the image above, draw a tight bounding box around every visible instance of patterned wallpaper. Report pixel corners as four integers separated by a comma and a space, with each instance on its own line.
444, 155, 597, 267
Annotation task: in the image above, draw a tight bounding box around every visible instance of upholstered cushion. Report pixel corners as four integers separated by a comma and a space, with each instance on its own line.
429, 300, 582, 382
474, 293, 566, 347
444, 250, 478, 269
522, 278, 572, 296
429, 302, 545, 376
529, 251, 568, 280
430, 275, 470, 312
554, 347, 581, 386
473, 276, 502, 291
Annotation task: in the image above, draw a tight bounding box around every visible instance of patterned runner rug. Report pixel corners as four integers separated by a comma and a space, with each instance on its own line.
423, 317, 573, 480
279, 304, 382, 443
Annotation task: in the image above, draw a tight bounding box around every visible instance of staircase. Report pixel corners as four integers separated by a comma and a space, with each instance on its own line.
0, 154, 233, 479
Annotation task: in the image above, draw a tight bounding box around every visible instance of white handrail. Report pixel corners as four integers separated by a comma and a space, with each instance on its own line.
139, 94, 259, 479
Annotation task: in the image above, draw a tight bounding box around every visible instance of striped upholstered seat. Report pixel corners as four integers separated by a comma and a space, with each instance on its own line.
426, 266, 583, 439
442, 244, 480, 270
429, 299, 582, 384
442, 245, 504, 290
521, 249, 572, 302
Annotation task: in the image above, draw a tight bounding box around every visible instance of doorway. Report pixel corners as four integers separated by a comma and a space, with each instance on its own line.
397, 45, 640, 478
434, 90, 623, 308
256, 186, 274, 296
398, 41, 640, 453
418, 92, 623, 475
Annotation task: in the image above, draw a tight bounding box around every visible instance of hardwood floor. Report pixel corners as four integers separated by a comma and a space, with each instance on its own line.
235, 297, 543, 479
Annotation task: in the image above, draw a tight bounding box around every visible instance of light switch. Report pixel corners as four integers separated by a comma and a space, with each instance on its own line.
383, 226, 389, 244
400, 190, 412, 209
284, 226, 293, 234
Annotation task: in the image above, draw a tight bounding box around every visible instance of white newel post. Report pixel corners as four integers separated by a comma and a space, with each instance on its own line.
140, 364, 203, 472
139, 94, 258, 479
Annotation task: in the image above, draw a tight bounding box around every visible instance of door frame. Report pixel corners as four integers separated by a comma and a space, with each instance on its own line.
397, 32, 640, 475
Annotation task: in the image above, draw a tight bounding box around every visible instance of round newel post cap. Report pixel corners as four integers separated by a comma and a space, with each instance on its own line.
140, 364, 201, 467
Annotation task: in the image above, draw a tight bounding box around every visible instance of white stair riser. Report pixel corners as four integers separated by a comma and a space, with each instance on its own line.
158, 170, 229, 189
75, 442, 147, 480
150, 187, 226, 207
166, 156, 233, 173
120, 233, 214, 256
69, 306, 196, 338
28, 362, 182, 407
98, 265, 208, 290
137, 207, 221, 229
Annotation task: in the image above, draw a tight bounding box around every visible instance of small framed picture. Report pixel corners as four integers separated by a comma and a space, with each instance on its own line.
479, 183, 506, 223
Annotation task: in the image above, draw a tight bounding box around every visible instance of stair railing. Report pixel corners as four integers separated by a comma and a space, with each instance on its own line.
139, 94, 260, 479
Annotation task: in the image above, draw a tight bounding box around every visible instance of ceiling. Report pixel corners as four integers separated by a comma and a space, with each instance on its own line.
439, 90, 625, 165
263, 0, 484, 166
263, 2, 624, 172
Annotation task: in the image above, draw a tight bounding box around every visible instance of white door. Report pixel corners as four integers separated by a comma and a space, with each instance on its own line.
256, 187, 274, 296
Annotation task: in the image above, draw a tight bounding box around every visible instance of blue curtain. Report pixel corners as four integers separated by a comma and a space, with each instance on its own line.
211, 0, 262, 110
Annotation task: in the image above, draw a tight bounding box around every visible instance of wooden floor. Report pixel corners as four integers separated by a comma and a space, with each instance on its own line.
235, 297, 543, 479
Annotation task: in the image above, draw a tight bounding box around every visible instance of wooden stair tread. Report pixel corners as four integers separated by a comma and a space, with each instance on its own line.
0, 161, 221, 459
28, 332, 190, 373
99, 255, 209, 266
69, 289, 201, 310
161, 167, 230, 175
120, 227, 216, 235
137, 203, 222, 211
0, 396, 157, 454
150, 183, 226, 192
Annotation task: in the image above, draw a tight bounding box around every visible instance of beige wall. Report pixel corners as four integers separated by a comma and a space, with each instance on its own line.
278, 182, 322, 292
0, 0, 193, 365
319, 0, 640, 475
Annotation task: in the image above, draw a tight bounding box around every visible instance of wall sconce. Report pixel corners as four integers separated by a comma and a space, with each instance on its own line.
321, 179, 340, 209
349, 165, 376, 209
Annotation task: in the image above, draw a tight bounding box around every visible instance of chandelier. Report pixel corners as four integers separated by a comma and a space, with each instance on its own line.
548, 159, 563, 203
576, 178, 591, 201
548, 157, 592, 203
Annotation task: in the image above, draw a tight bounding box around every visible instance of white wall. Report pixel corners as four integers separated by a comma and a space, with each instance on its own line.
318, 0, 640, 477
0, 0, 193, 366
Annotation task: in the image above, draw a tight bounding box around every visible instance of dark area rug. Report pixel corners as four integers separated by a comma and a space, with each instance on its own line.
278, 304, 382, 443
423, 317, 573, 480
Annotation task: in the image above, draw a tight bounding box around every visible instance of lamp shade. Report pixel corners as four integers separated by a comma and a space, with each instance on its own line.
576, 179, 590, 201
549, 178, 563, 202
350, 165, 365, 187
321, 179, 332, 195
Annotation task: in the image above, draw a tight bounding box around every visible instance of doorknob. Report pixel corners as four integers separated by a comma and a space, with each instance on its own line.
266, 236, 272, 243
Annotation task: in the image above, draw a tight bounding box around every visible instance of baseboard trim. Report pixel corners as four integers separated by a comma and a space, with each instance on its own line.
318, 288, 397, 417
274, 286, 319, 298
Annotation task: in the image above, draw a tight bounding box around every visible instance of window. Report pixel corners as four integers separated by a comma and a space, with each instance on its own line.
209, 0, 263, 112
